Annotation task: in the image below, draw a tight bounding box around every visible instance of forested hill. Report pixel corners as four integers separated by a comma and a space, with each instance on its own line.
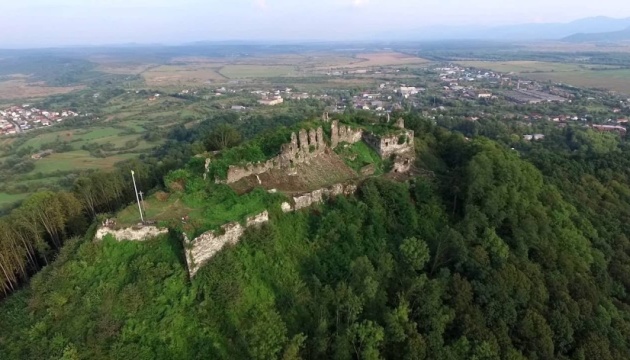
2, 116, 630, 359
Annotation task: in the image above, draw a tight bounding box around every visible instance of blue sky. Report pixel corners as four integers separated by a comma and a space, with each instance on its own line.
0, 0, 628, 47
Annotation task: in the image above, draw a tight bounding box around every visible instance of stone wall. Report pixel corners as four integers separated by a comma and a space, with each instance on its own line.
331, 120, 363, 148
185, 211, 269, 277
187, 182, 359, 275
224, 126, 327, 184
226, 159, 276, 184
95, 226, 168, 242
282, 183, 358, 212
222, 120, 413, 184
392, 153, 414, 173
362, 130, 415, 159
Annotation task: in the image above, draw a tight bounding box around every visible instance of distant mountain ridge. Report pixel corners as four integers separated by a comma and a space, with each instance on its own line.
380, 16, 630, 41
562, 26, 630, 42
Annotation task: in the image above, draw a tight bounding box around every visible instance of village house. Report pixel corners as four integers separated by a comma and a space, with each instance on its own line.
258, 97, 284, 106
592, 124, 627, 136
399, 87, 419, 97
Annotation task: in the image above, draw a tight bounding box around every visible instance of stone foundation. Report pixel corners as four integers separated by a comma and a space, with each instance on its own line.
95, 226, 168, 242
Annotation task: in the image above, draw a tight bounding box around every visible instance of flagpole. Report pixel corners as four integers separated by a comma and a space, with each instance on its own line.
131, 170, 144, 224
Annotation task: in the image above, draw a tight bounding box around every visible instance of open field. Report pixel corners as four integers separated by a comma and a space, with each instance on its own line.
16, 127, 127, 151
0, 78, 83, 100
16, 130, 78, 150
94, 62, 157, 75
453, 60, 618, 73
142, 64, 227, 86
333, 52, 431, 68
455, 60, 630, 94
526, 69, 630, 94
134, 52, 433, 86
33, 151, 136, 173
219, 65, 298, 78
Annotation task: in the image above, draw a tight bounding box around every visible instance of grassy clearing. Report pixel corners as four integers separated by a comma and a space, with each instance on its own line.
116, 193, 204, 227
121, 120, 148, 132
33, 151, 135, 173
74, 127, 124, 140
16, 127, 126, 151
335, 141, 383, 174
116, 184, 285, 237
0, 193, 27, 208
16, 130, 77, 150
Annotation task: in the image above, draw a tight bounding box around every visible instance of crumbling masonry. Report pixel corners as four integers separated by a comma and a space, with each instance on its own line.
222, 119, 415, 184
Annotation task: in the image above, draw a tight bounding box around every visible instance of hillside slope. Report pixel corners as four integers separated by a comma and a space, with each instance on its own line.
2, 125, 630, 359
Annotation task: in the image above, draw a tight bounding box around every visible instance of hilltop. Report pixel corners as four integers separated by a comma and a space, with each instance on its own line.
108, 116, 416, 275
4, 116, 630, 359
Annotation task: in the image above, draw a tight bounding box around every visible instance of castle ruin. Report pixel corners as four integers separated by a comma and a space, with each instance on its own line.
222, 119, 415, 184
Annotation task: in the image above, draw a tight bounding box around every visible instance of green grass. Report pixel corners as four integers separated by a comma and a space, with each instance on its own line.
526, 69, 630, 94
116, 194, 204, 227
121, 120, 148, 132
73, 127, 124, 140
16, 127, 126, 152
0, 192, 27, 208
16, 130, 75, 150
116, 183, 286, 237
33, 151, 135, 173
335, 141, 383, 174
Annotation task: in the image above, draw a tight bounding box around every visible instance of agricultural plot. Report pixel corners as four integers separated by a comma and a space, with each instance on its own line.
15, 127, 127, 151
526, 69, 630, 94
219, 65, 298, 78
333, 52, 432, 68
142, 64, 227, 86
455, 60, 630, 94
0, 78, 83, 100
15, 130, 78, 151
95, 62, 157, 75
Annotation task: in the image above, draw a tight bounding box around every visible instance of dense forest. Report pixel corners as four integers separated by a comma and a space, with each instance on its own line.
1, 113, 630, 359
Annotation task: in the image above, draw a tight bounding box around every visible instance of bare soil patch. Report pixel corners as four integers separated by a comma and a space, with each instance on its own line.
231, 152, 359, 194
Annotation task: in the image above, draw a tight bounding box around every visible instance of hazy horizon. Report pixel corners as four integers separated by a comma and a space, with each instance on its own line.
2, 0, 630, 48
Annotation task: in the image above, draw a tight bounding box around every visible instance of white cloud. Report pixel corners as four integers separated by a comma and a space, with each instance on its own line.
352, 0, 369, 7
254, 0, 268, 9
